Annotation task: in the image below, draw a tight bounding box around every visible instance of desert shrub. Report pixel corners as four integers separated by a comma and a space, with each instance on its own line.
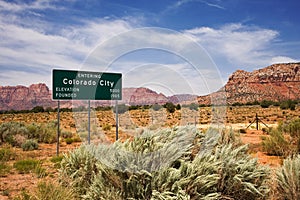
31, 106, 45, 113
0, 122, 28, 146
95, 106, 111, 111
239, 128, 247, 133
0, 145, 16, 162
26, 123, 41, 139
281, 118, 300, 138
260, 100, 273, 108
188, 103, 199, 111
59, 145, 98, 196
35, 163, 47, 178
262, 127, 269, 133
14, 134, 27, 147
61, 126, 270, 200
72, 136, 82, 143
283, 119, 300, 153
14, 159, 41, 174
280, 100, 296, 110
164, 102, 176, 113
102, 124, 111, 131
214, 144, 270, 199
275, 155, 300, 200
219, 128, 242, 147
51, 155, 64, 169
129, 105, 142, 110
153, 143, 270, 199
83, 126, 197, 200
151, 190, 190, 200
261, 118, 300, 157
0, 163, 11, 177
262, 130, 291, 156
14, 181, 75, 200
33, 181, 75, 200
61, 131, 73, 139
50, 155, 64, 163
38, 122, 57, 144
65, 138, 73, 145
21, 139, 39, 151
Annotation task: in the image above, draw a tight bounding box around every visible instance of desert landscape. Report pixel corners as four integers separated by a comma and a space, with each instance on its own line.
0, 63, 300, 199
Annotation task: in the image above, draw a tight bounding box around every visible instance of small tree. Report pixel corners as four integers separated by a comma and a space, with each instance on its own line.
164, 102, 175, 114
31, 106, 44, 113
188, 103, 199, 111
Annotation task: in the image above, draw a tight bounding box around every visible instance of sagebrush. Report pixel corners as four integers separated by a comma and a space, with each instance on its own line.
60, 126, 270, 199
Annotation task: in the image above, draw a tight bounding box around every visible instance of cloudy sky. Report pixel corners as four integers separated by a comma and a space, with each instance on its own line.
0, 0, 299, 96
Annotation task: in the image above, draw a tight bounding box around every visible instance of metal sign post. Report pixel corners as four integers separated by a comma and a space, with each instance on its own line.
88, 100, 91, 144
115, 100, 119, 141
56, 100, 60, 156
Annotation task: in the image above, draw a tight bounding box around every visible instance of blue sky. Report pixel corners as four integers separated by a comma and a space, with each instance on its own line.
0, 0, 299, 96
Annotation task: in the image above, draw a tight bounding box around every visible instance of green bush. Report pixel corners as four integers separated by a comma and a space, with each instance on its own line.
102, 124, 111, 131
188, 103, 198, 111
26, 123, 41, 139
275, 155, 300, 200
164, 102, 176, 113
65, 138, 73, 145
262, 119, 300, 157
0, 163, 11, 177
50, 155, 64, 169
21, 139, 39, 151
31, 106, 45, 113
38, 122, 57, 144
281, 118, 300, 138
152, 103, 162, 111
262, 130, 291, 156
239, 128, 247, 134
14, 181, 75, 200
60, 126, 270, 199
280, 100, 297, 110
214, 144, 270, 199
0, 122, 28, 146
14, 159, 41, 174
59, 145, 98, 196
61, 131, 73, 139
260, 100, 273, 108
0, 145, 16, 162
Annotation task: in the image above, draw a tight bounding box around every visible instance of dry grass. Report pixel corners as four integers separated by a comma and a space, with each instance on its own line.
0, 105, 299, 198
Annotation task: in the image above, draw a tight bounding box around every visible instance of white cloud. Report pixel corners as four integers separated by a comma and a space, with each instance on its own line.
184, 23, 280, 69
0, 13, 135, 87
165, 0, 225, 13
0, 0, 60, 12
270, 56, 299, 65
0, 1, 298, 96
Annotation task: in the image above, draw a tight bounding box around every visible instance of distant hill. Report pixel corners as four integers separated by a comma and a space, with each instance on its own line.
1, 63, 299, 111
0, 84, 197, 111
198, 63, 300, 105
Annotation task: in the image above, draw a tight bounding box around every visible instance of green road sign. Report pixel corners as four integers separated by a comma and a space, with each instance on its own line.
52, 69, 122, 100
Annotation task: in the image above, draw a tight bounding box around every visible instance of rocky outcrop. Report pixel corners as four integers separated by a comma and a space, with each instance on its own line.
0, 83, 55, 111
120, 87, 169, 105
0, 85, 170, 111
198, 63, 300, 105
168, 94, 198, 104
2, 63, 299, 110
